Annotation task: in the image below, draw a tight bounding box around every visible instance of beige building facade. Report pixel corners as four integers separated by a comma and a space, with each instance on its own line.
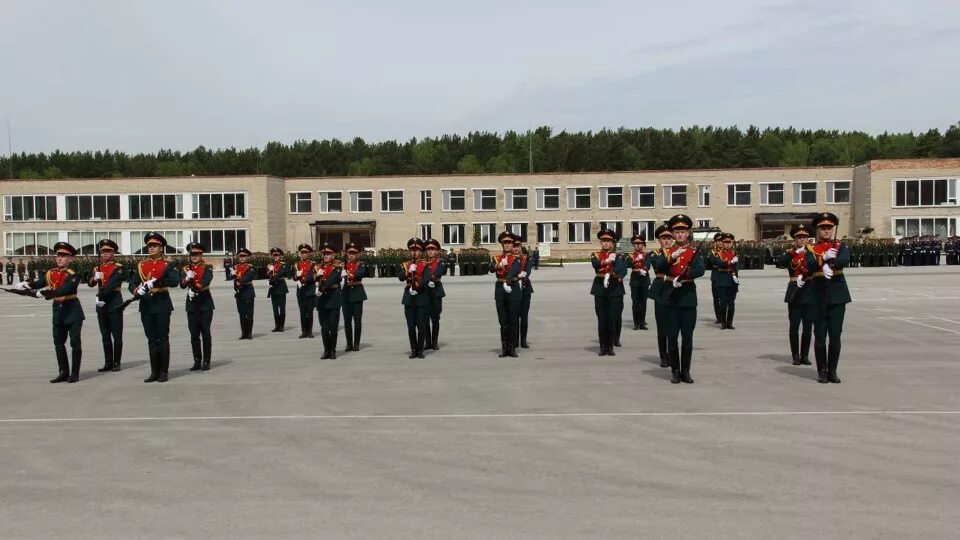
2, 159, 958, 258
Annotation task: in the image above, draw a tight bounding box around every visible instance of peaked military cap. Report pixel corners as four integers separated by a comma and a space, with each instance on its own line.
344, 242, 361, 253
320, 243, 337, 254
144, 232, 167, 246
270, 247, 284, 256
53, 242, 77, 256
297, 243, 314, 253
720, 232, 735, 241
790, 224, 812, 238
97, 238, 119, 252
655, 225, 674, 238
597, 228, 619, 242
186, 242, 206, 254
713, 232, 724, 241
631, 235, 646, 244
497, 231, 515, 244
236, 248, 252, 256
407, 237, 424, 250
424, 238, 441, 250
511, 233, 524, 245
812, 212, 839, 228
668, 214, 693, 229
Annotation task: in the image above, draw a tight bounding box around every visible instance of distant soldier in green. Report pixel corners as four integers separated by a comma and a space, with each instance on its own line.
628, 235, 650, 331
267, 247, 289, 332
707, 232, 724, 325
650, 225, 673, 367
776, 224, 814, 366
401, 237, 430, 358
180, 242, 215, 371
511, 237, 533, 349
591, 228, 628, 356
230, 248, 256, 340
805, 212, 852, 384
17, 258, 26, 283
5, 257, 14, 285
314, 243, 343, 359
341, 242, 368, 352
87, 238, 125, 372
706, 232, 740, 330
292, 244, 317, 338
650, 214, 705, 384
490, 232, 522, 358
424, 239, 447, 350
129, 232, 180, 383
19, 242, 84, 383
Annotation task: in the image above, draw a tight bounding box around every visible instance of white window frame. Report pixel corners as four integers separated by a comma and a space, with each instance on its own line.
725, 183, 752, 207
567, 220, 592, 244
891, 178, 959, 208
598, 220, 624, 239
378, 189, 404, 213
418, 223, 433, 240
348, 190, 374, 213
473, 222, 497, 244
697, 184, 711, 208
535, 221, 560, 243
598, 185, 624, 210
505, 221, 528, 241
566, 186, 592, 210
697, 218, 713, 228
441, 188, 466, 212
442, 222, 466, 245
825, 181, 851, 205
629, 185, 656, 209
472, 188, 497, 212
535, 186, 561, 211
420, 189, 433, 212
759, 182, 785, 206
631, 220, 657, 242
503, 187, 529, 211
791, 181, 818, 206
288, 191, 313, 214
318, 190, 343, 213
188, 229, 250, 255
4, 230, 63, 255
3, 195, 59, 222
191, 192, 247, 220
128, 193, 184, 220
663, 184, 688, 209
892, 216, 956, 239
63, 194, 122, 222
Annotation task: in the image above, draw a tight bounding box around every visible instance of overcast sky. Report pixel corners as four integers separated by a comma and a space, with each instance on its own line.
1, 0, 958, 153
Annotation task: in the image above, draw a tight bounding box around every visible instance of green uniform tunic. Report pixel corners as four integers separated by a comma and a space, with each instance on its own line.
647, 249, 669, 363
181, 262, 215, 368
805, 241, 852, 378
129, 258, 180, 377
776, 248, 814, 363
88, 261, 126, 370
267, 261, 289, 331
590, 250, 628, 353
628, 250, 650, 328
315, 262, 343, 355
342, 261, 368, 350
515, 255, 533, 347
489, 254, 521, 352
401, 259, 431, 355
425, 258, 447, 349
651, 244, 705, 375
233, 263, 256, 339
35, 267, 85, 378
705, 249, 739, 328
292, 260, 317, 337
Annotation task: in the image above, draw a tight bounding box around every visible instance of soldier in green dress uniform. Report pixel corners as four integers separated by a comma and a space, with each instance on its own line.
341, 242, 368, 352
231, 248, 256, 340
628, 235, 650, 331
649, 225, 674, 367
180, 242, 215, 371
512, 237, 534, 349
292, 244, 317, 338
314, 243, 343, 359
424, 238, 447, 351
16, 258, 26, 283
706, 232, 740, 330
591, 228, 628, 357
267, 247, 289, 332
401, 237, 430, 358
87, 239, 125, 372
651, 214, 705, 384
490, 232, 522, 358
805, 212, 852, 384
4, 257, 14, 285
129, 232, 180, 383
708, 232, 724, 325
20, 242, 85, 383
776, 224, 814, 366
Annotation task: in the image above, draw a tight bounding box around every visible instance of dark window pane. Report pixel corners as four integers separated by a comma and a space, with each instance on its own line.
328, 194, 341, 212
129, 196, 139, 219
165, 195, 177, 219
237, 230, 247, 247
920, 180, 933, 206
212, 231, 224, 253
79, 196, 92, 220
236, 194, 245, 217
225, 230, 236, 251
67, 197, 79, 220
906, 180, 919, 206
200, 194, 211, 218
935, 179, 947, 205
224, 194, 236, 218
107, 196, 120, 219
152, 195, 164, 217
93, 196, 106, 219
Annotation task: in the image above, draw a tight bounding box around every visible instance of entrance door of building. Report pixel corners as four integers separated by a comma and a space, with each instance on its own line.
311, 221, 376, 250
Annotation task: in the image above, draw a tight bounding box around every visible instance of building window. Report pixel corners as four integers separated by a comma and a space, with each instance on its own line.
288, 192, 312, 214
442, 189, 466, 211
536, 188, 560, 210
420, 190, 432, 212
64, 195, 120, 221
349, 191, 373, 213
192, 192, 246, 219
505, 188, 528, 211
894, 217, 954, 238
599, 186, 623, 209
567, 221, 592, 243
318, 191, 342, 213
3, 195, 58, 222
826, 181, 851, 204
419, 224, 432, 240
189, 230, 248, 255
698, 185, 710, 207
380, 190, 404, 212
894, 178, 958, 207
567, 187, 591, 209
4, 231, 60, 255
66, 231, 123, 255
442, 223, 465, 245
598, 221, 623, 239
663, 185, 687, 208
506, 222, 528, 241
129, 194, 183, 220
474, 223, 496, 244
473, 189, 497, 211
792, 182, 817, 205
630, 186, 655, 208
698, 218, 713, 228
630, 220, 656, 242
727, 184, 752, 206
760, 183, 784, 206
537, 222, 560, 243
130, 230, 185, 254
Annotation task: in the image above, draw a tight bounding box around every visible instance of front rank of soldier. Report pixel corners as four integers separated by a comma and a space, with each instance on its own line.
776, 224, 814, 367
292, 244, 317, 338
706, 232, 740, 330
267, 247, 289, 332
87, 239, 125, 373
400, 238, 430, 358
314, 243, 343, 359
424, 238, 446, 351
590, 228, 627, 356
341, 242, 367, 352
181, 242, 215, 371
650, 225, 674, 367
806, 212, 852, 384
628, 235, 650, 331
512, 236, 533, 349
231, 248, 256, 340
650, 214, 705, 384
490, 232, 521, 358
129, 232, 180, 383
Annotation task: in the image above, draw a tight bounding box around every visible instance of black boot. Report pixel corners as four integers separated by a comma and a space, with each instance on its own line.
724, 305, 735, 330
328, 331, 337, 359
51, 348, 69, 383
606, 329, 616, 356
321, 332, 331, 359
498, 341, 509, 358
98, 339, 114, 372
409, 329, 419, 359
190, 341, 202, 371
520, 321, 529, 348
658, 334, 669, 367
144, 349, 159, 383
416, 330, 426, 359
112, 342, 122, 371
814, 345, 829, 383
354, 324, 362, 351
202, 338, 212, 371
614, 323, 622, 347
157, 347, 170, 382
67, 347, 82, 383
598, 328, 607, 356
668, 343, 680, 375
344, 325, 354, 352
789, 334, 801, 365
671, 371, 681, 384
827, 342, 842, 383
680, 344, 694, 383
431, 321, 440, 350
800, 332, 812, 365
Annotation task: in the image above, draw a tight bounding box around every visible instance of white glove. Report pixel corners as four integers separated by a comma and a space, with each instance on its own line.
730, 256, 739, 264
296, 280, 303, 289
145, 278, 157, 290
606, 253, 616, 263
603, 273, 611, 288
732, 275, 740, 285
136, 285, 148, 296
672, 278, 683, 288
796, 275, 805, 288
428, 281, 436, 288
794, 247, 805, 255
94, 271, 104, 281
502, 283, 512, 294
227, 268, 235, 278
823, 248, 837, 261
823, 264, 834, 279
518, 271, 528, 279
15, 281, 30, 290
295, 268, 302, 278
409, 288, 418, 296
341, 275, 348, 286
408, 263, 418, 273
95, 300, 106, 309
35, 290, 45, 298
639, 268, 648, 277
186, 270, 195, 280
187, 288, 196, 300
499, 258, 508, 268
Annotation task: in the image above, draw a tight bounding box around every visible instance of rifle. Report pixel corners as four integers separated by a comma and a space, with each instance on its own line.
1, 286, 40, 298
663, 241, 703, 302
116, 293, 142, 312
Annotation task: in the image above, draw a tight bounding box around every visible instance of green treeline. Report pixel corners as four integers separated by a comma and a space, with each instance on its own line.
3, 124, 959, 180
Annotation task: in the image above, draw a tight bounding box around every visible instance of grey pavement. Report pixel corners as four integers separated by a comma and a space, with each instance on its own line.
1, 264, 958, 539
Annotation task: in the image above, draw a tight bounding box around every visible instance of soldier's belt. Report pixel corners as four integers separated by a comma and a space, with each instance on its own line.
811, 270, 844, 278
54, 294, 78, 302
150, 287, 170, 294
348, 283, 364, 287
790, 276, 798, 282
718, 269, 732, 272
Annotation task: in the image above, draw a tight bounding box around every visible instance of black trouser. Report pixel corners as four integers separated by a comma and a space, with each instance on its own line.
427, 294, 442, 347
515, 294, 530, 346
666, 306, 696, 374
405, 305, 429, 352
594, 295, 623, 351
297, 294, 314, 335
630, 284, 648, 327
187, 310, 213, 365
342, 301, 363, 348
141, 312, 171, 375
271, 293, 286, 329
52, 320, 82, 376
96, 306, 123, 368
236, 298, 254, 338
495, 289, 520, 349
317, 304, 340, 352
654, 301, 668, 361
717, 285, 737, 327
814, 304, 845, 375
5, 273, 12, 285
788, 302, 813, 361
711, 283, 721, 322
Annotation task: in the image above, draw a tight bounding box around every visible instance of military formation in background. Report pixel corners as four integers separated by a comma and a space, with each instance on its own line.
898, 236, 947, 266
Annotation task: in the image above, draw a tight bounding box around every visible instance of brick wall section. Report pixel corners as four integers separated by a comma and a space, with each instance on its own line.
870, 158, 960, 171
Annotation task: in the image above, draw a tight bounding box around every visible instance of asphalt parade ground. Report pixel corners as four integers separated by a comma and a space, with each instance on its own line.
1, 264, 958, 539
